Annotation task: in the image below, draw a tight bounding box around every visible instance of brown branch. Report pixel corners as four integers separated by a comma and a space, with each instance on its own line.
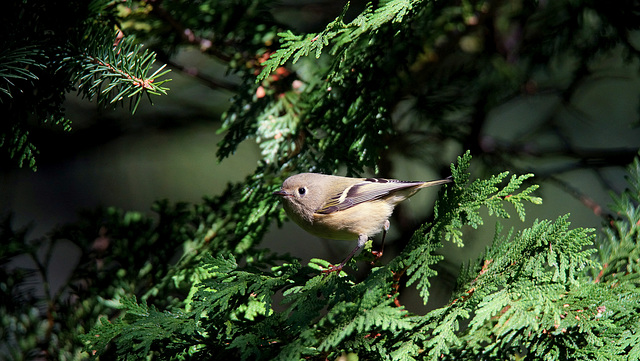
157, 53, 239, 92
145, 0, 232, 62
546, 175, 613, 221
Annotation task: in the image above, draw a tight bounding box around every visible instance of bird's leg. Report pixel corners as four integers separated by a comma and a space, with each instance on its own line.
371, 220, 390, 264
323, 233, 368, 273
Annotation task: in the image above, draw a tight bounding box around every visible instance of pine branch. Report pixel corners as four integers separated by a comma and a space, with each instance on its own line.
69, 29, 171, 114
0, 44, 42, 100
4, 0, 640, 359
1, 0, 172, 169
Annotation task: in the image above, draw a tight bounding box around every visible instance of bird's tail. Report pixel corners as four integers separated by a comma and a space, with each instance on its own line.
418, 176, 453, 188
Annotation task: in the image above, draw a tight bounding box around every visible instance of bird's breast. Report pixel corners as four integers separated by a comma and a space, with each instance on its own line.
310, 200, 394, 241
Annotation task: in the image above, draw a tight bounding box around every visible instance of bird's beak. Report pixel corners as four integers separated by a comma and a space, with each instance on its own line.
273, 189, 291, 197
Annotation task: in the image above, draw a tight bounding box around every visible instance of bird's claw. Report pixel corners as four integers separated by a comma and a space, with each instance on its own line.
370, 250, 384, 265
321, 263, 344, 274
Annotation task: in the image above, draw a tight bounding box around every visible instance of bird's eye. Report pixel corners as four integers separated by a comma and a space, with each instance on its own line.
298, 187, 307, 196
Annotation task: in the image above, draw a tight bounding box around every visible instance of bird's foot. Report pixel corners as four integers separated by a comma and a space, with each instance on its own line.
321, 263, 345, 274
370, 250, 384, 265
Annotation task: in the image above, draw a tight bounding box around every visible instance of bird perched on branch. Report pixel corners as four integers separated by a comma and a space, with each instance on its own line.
273, 173, 452, 272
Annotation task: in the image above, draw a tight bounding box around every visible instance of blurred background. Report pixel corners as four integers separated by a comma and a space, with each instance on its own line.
2, 0, 640, 316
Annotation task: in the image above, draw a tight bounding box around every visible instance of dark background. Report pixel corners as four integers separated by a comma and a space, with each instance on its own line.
2, 1, 640, 314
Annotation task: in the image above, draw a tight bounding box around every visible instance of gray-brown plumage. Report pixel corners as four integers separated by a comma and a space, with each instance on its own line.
274, 173, 451, 272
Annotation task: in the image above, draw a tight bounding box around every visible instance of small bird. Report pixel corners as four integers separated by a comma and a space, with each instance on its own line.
273, 173, 452, 272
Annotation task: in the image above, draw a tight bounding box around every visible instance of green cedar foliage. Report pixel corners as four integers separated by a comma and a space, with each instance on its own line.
2, 0, 640, 359
0, 203, 193, 360
79, 152, 640, 360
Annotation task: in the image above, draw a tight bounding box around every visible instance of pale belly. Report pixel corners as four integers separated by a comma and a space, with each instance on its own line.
294, 200, 393, 241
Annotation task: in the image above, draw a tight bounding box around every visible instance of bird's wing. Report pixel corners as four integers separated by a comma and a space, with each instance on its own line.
315, 178, 423, 214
